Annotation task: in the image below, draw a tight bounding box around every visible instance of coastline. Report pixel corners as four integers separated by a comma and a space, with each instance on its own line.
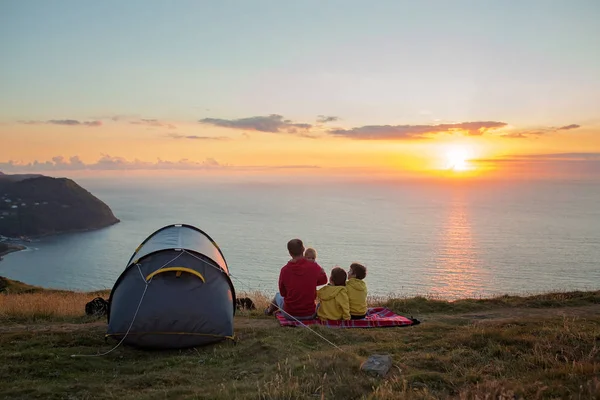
0, 244, 26, 261
0, 221, 119, 263
1, 218, 120, 241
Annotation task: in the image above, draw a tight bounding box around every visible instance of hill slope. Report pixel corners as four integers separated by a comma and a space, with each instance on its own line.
0, 175, 119, 237
0, 285, 599, 399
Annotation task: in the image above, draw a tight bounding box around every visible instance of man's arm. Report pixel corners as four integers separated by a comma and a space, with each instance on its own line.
315, 263, 328, 286
278, 269, 287, 297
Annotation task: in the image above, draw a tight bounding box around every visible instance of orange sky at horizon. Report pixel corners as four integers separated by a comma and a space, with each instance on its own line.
2, 118, 600, 180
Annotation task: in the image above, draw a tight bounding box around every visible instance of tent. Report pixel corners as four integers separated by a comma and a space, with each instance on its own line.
106, 224, 236, 349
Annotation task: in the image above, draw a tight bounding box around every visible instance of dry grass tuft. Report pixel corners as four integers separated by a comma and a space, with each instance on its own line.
236, 290, 272, 311
0, 290, 109, 322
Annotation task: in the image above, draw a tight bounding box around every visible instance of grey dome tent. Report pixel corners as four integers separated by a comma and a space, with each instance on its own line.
106, 224, 236, 349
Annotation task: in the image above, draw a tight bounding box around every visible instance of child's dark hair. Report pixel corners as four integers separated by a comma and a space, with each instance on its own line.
330, 267, 347, 286
350, 263, 367, 280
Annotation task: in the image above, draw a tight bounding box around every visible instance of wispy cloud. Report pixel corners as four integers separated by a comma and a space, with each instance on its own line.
477, 153, 600, 162
501, 130, 546, 139
131, 118, 177, 129
501, 133, 529, 139
167, 133, 229, 140
200, 114, 312, 134
0, 155, 224, 171
557, 124, 581, 131
329, 121, 507, 140
502, 124, 581, 138
19, 119, 103, 127
0, 156, 320, 172
472, 152, 600, 179
316, 115, 339, 124
91, 115, 177, 129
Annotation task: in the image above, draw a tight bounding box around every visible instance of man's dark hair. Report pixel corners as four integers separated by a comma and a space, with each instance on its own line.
350, 263, 367, 280
287, 239, 304, 257
330, 267, 347, 286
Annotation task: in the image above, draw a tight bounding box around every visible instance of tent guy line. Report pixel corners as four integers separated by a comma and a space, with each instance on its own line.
175, 246, 346, 352
225, 271, 346, 353
71, 252, 186, 358
71, 223, 345, 357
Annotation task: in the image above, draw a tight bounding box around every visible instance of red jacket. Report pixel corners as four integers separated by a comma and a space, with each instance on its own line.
279, 258, 328, 317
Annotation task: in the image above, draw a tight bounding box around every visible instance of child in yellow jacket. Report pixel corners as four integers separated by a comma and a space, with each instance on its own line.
346, 263, 368, 319
317, 267, 350, 321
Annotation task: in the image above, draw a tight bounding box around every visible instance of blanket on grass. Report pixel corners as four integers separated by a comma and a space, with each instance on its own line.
276, 307, 420, 328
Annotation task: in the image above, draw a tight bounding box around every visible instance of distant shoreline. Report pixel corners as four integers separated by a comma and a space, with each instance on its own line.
0, 244, 26, 261
0, 219, 120, 241
0, 221, 120, 263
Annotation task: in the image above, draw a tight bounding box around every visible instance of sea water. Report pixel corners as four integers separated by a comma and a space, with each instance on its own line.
1, 176, 599, 299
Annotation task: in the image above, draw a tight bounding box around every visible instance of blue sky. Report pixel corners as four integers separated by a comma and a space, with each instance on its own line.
1, 0, 599, 127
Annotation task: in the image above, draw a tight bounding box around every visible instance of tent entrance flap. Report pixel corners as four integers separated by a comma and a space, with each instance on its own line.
145, 267, 205, 282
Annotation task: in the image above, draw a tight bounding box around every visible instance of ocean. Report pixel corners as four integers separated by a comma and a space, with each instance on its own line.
1, 176, 599, 299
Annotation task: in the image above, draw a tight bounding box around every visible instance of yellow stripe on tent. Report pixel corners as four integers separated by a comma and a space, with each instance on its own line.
145, 267, 205, 282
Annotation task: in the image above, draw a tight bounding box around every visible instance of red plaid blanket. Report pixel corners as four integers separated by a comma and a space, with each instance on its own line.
275, 307, 420, 328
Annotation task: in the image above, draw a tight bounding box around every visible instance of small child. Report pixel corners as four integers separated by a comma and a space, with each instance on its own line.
316, 267, 350, 321
346, 263, 368, 319
304, 247, 317, 262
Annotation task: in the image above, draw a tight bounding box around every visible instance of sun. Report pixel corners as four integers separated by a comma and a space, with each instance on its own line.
445, 147, 471, 172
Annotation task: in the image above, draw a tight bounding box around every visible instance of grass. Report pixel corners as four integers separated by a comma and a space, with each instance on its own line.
0, 277, 599, 399
382, 290, 600, 315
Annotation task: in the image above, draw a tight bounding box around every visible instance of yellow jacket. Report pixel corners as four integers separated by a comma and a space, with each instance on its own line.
317, 285, 350, 321
346, 278, 368, 316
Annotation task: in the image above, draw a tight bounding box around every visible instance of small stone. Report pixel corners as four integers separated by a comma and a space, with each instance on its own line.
360, 354, 393, 377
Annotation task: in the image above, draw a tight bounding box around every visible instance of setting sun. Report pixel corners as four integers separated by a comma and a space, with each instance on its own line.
445, 147, 471, 172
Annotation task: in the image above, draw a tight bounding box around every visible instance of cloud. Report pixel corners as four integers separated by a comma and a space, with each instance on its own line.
329, 121, 507, 140
557, 124, 580, 131
200, 114, 312, 134
0, 156, 320, 172
49, 119, 103, 127
131, 119, 177, 129
492, 153, 600, 161
472, 152, 600, 179
501, 123, 581, 139
501, 130, 546, 139
316, 115, 339, 124
90, 115, 177, 129
0, 155, 224, 172
501, 133, 528, 139
167, 133, 229, 140
19, 119, 103, 127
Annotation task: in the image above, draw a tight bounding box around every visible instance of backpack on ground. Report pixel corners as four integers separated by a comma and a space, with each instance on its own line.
85, 297, 108, 316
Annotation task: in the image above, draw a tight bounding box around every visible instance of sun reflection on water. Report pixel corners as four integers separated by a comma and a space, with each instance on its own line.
428, 194, 487, 299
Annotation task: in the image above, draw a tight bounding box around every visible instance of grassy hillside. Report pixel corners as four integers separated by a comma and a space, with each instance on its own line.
0, 279, 599, 399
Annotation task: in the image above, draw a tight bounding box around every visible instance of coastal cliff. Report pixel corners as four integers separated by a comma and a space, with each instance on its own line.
0, 173, 119, 237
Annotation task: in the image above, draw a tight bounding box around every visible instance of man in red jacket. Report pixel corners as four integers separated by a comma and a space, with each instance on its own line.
265, 238, 327, 320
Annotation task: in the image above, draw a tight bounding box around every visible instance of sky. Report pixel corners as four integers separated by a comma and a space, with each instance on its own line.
1, 0, 599, 179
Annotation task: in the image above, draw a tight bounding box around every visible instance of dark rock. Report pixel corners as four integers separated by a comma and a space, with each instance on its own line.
360, 354, 393, 377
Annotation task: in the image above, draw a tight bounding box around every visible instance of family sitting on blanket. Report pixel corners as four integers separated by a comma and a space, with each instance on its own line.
265, 239, 368, 321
